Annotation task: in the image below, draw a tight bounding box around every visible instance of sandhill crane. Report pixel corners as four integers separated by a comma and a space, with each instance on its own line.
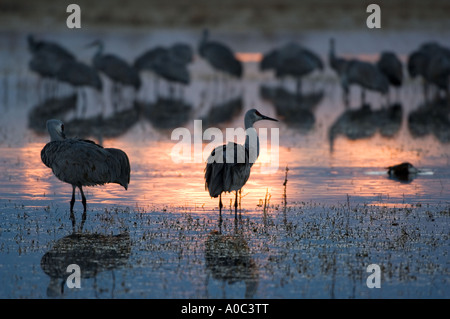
329, 38, 389, 106
134, 44, 193, 98
260, 49, 279, 72
377, 51, 403, 101
204, 109, 277, 219
408, 42, 450, 101
260, 42, 323, 96
150, 49, 191, 98
27, 35, 76, 99
41, 119, 130, 226
274, 42, 323, 95
425, 46, 450, 100
343, 60, 389, 105
170, 43, 194, 65
328, 38, 349, 77
28, 51, 67, 99
198, 29, 242, 93
89, 40, 141, 109
134, 46, 168, 71
55, 60, 103, 116
27, 34, 75, 61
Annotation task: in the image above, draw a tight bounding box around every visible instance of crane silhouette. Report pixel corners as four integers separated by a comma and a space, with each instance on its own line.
263, 42, 323, 96
89, 40, 141, 110
41, 119, 130, 227
408, 42, 450, 102
329, 38, 388, 106
199, 29, 242, 79
376, 51, 403, 102
204, 109, 277, 220
27, 35, 76, 99
55, 60, 103, 116
134, 44, 193, 98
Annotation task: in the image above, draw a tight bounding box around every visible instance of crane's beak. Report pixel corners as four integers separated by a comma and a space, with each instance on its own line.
261, 114, 278, 122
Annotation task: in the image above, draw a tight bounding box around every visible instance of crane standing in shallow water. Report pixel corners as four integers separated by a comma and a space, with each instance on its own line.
204, 109, 278, 220
89, 40, 141, 111
376, 51, 403, 103
329, 38, 389, 106
41, 119, 130, 229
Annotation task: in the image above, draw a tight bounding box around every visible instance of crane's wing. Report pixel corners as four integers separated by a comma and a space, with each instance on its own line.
41, 139, 122, 186
204, 142, 250, 197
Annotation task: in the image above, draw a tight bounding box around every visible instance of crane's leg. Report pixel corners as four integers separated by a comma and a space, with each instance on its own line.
238, 189, 242, 212
70, 185, 76, 212
234, 191, 238, 219
219, 194, 223, 221
79, 186, 87, 232
79, 186, 87, 212
70, 185, 76, 232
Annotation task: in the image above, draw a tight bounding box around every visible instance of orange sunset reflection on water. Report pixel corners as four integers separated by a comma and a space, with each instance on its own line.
5, 112, 449, 214
1, 31, 449, 213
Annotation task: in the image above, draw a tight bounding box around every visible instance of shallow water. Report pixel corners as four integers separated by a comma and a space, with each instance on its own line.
0, 28, 449, 299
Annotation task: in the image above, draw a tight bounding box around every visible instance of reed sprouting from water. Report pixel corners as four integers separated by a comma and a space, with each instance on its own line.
283, 165, 289, 208
283, 165, 289, 225
263, 188, 271, 216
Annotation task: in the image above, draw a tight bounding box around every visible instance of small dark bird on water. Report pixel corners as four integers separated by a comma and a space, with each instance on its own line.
387, 162, 418, 182
41, 119, 130, 227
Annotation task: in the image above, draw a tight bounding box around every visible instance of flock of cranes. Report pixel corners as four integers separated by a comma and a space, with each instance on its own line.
32, 30, 450, 225
28, 31, 450, 110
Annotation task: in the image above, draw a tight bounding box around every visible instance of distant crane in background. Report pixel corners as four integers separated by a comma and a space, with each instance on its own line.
260, 42, 323, 96
329, 38, 389, 106
376, 51, 403, 102
88, 40, 141, 110
55, 60, 103, 116
408, 42, 450, 102
27, 35, 76, 99
198, 29, 242, 98
134, 43, 193, 99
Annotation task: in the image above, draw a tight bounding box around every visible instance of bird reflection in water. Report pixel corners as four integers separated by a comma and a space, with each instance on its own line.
40, 231, 131, 298
260, 85, 323, 132
140, 96, 193, 130
329, 103, 403, 152
408, 97, 450, 143
63, 102, 141, 145
201, 95, 243, 127
27, 94, 77, 135
204, 222, 259, 299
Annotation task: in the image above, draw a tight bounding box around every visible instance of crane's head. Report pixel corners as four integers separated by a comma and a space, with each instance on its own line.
245, 109, 278, 125
46, 119, 66, 141
85, 39, 104, 52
